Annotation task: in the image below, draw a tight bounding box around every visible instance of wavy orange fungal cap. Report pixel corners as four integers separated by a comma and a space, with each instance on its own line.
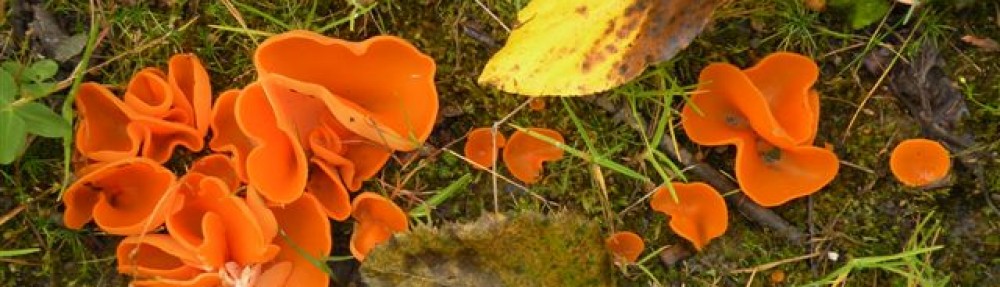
338, 138, 393, 191
308, 114, 392, 192
116, 234, 202, 280
464, 127, 506, 169
258, 74, 337, 148
742, 52, 819, 146
167, 175, 281, 267
307, 158, 352, 221
502, 128, 565, 184
131, 115, 204, 163
118, 234, 226, 287
734, 138, 839, 207
167, 53, 213, 137
235, 82, 308, 204
189, 153, 241, 191
650, 182, 728, 251
605, 231, 644, 264
681, 60, 812, 149
123, 68, 174, 118
209, 89, 255, 181
890, 139, 951, 187
350, 192, 409, 261
254, 30, 438, 151
269, 192, 332, 286
63, 157, 177, 235
131, 273, 222, 287
74, 82, 144, 162
806, 90, 820, 144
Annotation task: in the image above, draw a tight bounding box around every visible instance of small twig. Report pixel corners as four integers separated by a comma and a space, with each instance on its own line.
473, 0, 511, 33
490, 98, 534, 212
0, 205, 26, 227
731, 252, 823, 274
441, 148, 558, 209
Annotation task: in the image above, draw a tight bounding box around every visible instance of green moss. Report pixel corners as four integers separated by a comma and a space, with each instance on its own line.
361, 212, 614, 286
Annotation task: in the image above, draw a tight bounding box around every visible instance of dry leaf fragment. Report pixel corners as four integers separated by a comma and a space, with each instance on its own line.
960, 35, 1000, 52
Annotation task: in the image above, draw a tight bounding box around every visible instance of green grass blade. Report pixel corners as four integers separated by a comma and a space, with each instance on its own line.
0, 248, 40, 258
409, 174, 473, 218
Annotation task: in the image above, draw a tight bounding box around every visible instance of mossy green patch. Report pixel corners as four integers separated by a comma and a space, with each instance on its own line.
361, 211, 614, 286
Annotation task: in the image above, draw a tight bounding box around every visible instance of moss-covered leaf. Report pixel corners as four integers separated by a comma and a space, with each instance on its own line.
361, 212, 615, 286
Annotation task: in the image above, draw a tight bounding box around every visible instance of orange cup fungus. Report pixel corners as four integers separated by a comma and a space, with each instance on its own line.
350, 192, 410, 262
75, 54, 209, 164
890, 139, 951, 187
605, 231, 645, 264
680, 52, 838, 207
463, 127, 506, 169
502, 128, 565, 184
63, 157, 177, 235
64, 30, 438, 286
254, 30, 438, 152
650, 182, 728, 251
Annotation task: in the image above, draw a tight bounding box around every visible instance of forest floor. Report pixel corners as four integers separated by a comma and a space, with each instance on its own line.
1, 0, 998, 286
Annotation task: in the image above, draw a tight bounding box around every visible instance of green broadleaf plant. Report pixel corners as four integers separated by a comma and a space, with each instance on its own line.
0, 59, 71, 164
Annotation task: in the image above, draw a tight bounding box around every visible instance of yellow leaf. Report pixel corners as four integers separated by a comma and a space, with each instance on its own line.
478, 0, 721, 97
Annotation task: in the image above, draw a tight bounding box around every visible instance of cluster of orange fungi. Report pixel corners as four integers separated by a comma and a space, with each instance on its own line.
463, 127, 565, 184
62, 30, 437, 286
680, 52, 840, 208
639, 52, 840, 251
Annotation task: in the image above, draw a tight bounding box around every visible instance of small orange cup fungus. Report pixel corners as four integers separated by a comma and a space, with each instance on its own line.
650, 182, 728, 251
502, 128, 565, 184
254, 30, 438, 152
63, 157, 177, 235
464, 127, 506, 169
605, 231, 644, 264
890, 138, 951, 187
350, 192, 409, 262
734, 138, 839, 207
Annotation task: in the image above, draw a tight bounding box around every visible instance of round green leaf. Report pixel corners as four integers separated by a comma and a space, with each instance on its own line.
25, 60, 59, 83
0, 110, 27, 164
0, 69, 15, 105
14, 102, 70, 138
